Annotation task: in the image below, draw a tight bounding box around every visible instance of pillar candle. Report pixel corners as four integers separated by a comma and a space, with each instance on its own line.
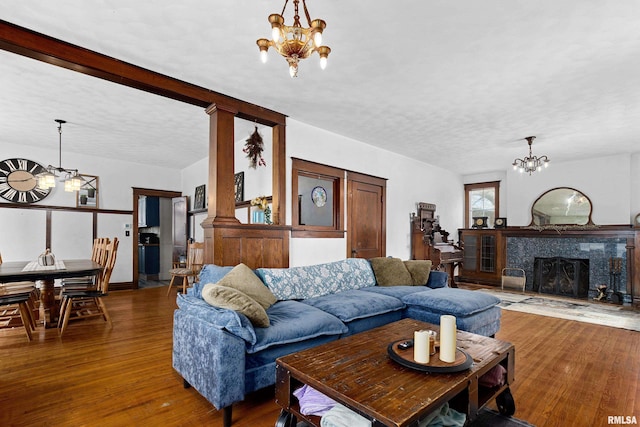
414, 330, 430, 364
439, 315, 457, 363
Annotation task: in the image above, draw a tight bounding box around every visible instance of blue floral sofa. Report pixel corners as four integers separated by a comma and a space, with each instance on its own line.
172, 258, 501, 426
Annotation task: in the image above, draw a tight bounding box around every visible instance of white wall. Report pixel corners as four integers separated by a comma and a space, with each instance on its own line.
0, 141, 182, 283
180, 119, 465, 268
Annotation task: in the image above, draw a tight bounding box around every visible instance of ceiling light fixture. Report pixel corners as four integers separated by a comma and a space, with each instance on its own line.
37, 119, 83, 192
256, 0, 331, 78
512, 136, 550, 175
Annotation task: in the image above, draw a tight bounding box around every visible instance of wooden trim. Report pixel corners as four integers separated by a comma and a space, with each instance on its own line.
45, 210, 52, 250
0, 202, 132, 215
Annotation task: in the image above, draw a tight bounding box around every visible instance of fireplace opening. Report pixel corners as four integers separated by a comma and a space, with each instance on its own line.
533, 257, 589, 298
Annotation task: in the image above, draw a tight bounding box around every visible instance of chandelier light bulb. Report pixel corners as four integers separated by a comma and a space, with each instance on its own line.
260, 50, 268, 64
272, 27, 281, 42
320, 56, 327, 70
289, 64, 298, 78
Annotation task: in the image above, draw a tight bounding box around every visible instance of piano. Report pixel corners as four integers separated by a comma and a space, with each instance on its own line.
410, 203, 463, 287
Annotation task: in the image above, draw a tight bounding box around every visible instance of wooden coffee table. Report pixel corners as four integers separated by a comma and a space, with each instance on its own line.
274, 318, 515, 427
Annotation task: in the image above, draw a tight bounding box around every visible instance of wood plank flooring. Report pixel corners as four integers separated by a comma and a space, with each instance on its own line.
1, 286, 638, 427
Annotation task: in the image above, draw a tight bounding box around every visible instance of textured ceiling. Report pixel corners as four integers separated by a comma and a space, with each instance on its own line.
1, 1, 639, 174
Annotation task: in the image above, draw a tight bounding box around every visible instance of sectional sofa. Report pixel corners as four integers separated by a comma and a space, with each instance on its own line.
172, 257, 501, 426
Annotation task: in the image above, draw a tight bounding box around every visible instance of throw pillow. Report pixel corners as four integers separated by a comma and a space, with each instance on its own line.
217, 263, 277, 309
202, 283, 270, 328
369, 257, 413, 286
404, 260, 432, 286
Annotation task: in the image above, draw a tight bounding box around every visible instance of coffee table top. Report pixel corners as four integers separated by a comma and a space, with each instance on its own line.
276, 318, 514, 427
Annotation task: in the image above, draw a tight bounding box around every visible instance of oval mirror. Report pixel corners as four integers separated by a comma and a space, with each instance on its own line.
530, 187, 593, 226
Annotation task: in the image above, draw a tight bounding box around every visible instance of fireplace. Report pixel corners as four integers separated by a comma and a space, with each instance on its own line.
533, 257, 589, 298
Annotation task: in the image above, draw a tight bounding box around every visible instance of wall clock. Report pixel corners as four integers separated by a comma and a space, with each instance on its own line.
634, 213, 640, 228
0, 158, 52, 203
472, 216, 488, 229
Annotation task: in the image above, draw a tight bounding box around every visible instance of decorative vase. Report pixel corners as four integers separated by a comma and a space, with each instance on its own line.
252, 209, 265, 224
38, 249, 56, 266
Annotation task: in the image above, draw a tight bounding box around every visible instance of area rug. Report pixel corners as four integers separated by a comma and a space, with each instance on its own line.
478, 289, 640, 332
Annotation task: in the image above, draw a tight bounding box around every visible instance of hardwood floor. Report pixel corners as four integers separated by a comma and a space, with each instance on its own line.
1, 286, 638, 427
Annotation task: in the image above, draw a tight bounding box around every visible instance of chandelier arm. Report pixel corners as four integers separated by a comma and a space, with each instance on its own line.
301, 0, 313, 27
280, 0, 289, 17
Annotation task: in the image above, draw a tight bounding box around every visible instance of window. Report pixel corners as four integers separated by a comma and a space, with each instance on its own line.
291, 158, 344, 238
465, 181, 500, 228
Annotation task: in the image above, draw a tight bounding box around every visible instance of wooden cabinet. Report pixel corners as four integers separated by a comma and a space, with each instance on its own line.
458, 229, 505, 286
138, 196, 159, 227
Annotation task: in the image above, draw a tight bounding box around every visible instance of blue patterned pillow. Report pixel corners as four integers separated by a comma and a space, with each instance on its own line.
255, 258, 377, 300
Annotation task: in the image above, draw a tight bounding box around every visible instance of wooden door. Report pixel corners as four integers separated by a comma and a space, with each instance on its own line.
347, 172, 386, 259
172, 196, 188, 264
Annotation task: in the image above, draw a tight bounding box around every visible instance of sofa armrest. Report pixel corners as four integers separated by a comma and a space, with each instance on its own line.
172, 308, 247, 410
426, 270, 448, 288
176, 293, 257, 344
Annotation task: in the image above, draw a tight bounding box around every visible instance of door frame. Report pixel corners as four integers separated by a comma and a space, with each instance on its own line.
132, 187, 182, 289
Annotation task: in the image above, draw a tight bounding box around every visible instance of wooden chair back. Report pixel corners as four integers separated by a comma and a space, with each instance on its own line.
92, 237, 111, 267
186, 242, 204, 275
97, 238, 119, 294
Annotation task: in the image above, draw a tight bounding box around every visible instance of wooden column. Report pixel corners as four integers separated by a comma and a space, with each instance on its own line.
202, 103, 240, 264
271, 123, 286, 225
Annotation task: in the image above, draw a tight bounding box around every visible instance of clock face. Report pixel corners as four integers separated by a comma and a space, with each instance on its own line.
495, 218, 504, 226
476, 218, 484, 225
0, 158, 52, 203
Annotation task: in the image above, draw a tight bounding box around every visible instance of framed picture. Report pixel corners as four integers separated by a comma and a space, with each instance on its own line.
76, 175, 99, 208
194, 184, 206, 210
234, 172, 244, 202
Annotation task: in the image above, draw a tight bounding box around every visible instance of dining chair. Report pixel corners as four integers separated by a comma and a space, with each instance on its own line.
58, 238, 119, 336
0, 252, 40, 340
166, 241, 204, 296
61, 237, 111, 290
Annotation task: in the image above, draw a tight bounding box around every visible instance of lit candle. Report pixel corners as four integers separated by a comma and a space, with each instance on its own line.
414, 330, 430, 364
439, 315, 457, 363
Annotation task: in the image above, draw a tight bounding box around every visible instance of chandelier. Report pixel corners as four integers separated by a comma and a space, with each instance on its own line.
256, 0, 331, 78
37, 119, 84, 192
512, 136, 550, 175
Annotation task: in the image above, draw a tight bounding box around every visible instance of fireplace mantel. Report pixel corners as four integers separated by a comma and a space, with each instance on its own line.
457, 225, 639, 307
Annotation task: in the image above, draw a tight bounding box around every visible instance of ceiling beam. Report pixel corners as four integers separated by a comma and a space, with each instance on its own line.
0, 19, 286, 126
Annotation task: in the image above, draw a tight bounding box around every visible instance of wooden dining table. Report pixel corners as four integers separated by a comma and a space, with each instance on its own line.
0, 259, 103, 328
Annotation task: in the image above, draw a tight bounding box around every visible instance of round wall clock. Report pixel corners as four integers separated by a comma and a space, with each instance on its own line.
634, 213, 640, 228
0, 158, 52, 203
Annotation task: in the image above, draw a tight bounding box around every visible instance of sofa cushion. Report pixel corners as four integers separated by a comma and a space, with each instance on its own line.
369, 257, 413, 286
403, 260, 432, 285
402, 288, 500, 317
191, 265, 234, 298
302, 289, 405, 323
360, 285, 430, 298
255, 258, 377, 300
202, 283, 270, 327
247, 300, 348, 353
216, 263, 277, 310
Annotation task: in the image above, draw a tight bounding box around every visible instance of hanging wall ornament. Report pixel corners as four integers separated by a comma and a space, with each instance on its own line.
243, 126, 266, 169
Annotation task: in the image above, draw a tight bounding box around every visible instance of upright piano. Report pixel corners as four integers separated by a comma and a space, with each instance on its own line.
410, 203, 463, 287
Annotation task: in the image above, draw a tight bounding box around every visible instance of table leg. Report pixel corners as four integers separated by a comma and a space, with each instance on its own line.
38, 278, 59, 328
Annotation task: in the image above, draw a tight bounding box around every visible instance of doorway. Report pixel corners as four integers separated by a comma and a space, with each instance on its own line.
132, 188, 183, 289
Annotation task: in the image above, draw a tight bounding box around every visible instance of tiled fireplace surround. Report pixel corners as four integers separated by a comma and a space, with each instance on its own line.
505, 232, 632, 303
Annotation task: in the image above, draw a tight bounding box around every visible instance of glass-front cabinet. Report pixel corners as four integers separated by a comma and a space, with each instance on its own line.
458, 229, 505, 286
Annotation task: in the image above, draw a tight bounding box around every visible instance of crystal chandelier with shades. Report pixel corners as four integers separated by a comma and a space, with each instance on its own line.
256, 0, 331, 77
512, 136, 550, 175
37, 119, 83, 192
